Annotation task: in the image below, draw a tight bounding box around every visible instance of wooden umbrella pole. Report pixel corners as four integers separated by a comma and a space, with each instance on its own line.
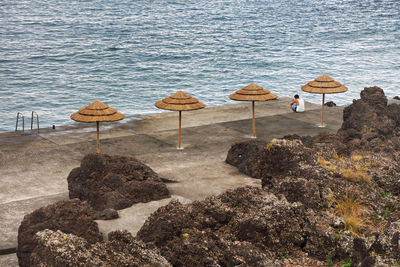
178, 111, 182, 149
96, 121, 100, 153
252, 100, 256, 137
321, 93, 325, 127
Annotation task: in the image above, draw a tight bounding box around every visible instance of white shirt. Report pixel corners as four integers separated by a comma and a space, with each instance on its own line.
297, 98, 305, 112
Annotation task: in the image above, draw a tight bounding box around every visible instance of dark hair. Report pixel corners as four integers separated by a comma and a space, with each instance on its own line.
294, 94, 299, 99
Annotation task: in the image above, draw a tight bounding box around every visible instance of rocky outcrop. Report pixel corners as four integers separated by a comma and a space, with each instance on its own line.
19, 87, 400, 266
285, 87, 400, 155
17, 199, 102, 267
325, 101, 337, 107
277, 178, 322, 210
226, 139, 316, 180
225, 139, 268, 178
223, 87, 400, 265
67, 153, 170, 211
373, 221, 400, 260
346, 220, 400, 266
339, 86, 400, 152
136, 186, 351, 266
30, 229, 170, 266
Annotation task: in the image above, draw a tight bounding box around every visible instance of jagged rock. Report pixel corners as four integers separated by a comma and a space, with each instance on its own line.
230, 196, 306, 252
225, 139, 268, 178
277, 178, 322, 209
222, 87, 400, 265
325, 101, 337, 107
370, 221, 400, 261
30, 229, 170, 266
224, 241, 276, 266
302, 211, 352, 260
254, 139, 316, 179
282, 134, 314, 147
360, 86, 388, 107
67, 153, 170, 211
286, 131, 349, 155
17, 199, 102, 267
340, 87, 399, 150
137, 186, 338, 265
343, 221, 400, 266
312, 131, 341, 145
138, 199, 192, 246
352, 237, 375, 267
226, 138, 316, 184
96, 208, 119, 220
387, 104, 400, 128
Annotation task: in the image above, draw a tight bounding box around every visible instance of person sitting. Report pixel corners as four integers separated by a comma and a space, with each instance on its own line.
290, 94, 305, 112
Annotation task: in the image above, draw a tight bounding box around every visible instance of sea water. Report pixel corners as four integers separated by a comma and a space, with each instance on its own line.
0, 0, 399, 132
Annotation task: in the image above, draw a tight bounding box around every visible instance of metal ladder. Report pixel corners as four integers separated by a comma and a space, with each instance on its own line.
15, 111, 40, 133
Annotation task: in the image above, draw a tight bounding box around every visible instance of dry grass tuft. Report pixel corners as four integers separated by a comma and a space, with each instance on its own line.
317, 152, 376, 183
365, 161, 382, 168
318, 156, 338, 172
351, 154, 364, 161
318, 157, 332, 167
326, 165, 337, 172
340, 168, 371, 183
334, 194, 368, 236
354, 164, 367, 172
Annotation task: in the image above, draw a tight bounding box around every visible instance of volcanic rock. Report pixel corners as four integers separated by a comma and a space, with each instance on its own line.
226, 138, 317, 187
97, 208, 119, 220
137, 186, 348, 265
372, 220, 400, 260
348, 221, 400, 266
30, 229, 170, 266
277, 178, 322, 209
282, 133, 314, 148
17, 198, 102, 267
256, 139, 316, 179
223, 87, 400, 265
67, 153, 170, 211
325, 101, 337, 107
387, 103, 400, 128
340, 86, 400, 151
225, 139, 268, 178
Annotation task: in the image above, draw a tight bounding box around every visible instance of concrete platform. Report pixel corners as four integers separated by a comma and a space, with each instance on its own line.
0, 98, 344, 265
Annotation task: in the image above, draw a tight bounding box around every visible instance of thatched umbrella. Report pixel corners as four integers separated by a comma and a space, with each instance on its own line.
301, 74, 347, 127
155, 91, 205, 149
230, 83, 277, 138
71, 100, 124, 153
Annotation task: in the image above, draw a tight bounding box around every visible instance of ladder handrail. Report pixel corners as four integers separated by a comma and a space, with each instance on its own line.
31, 111, 39, 133
15, 112, 24, 133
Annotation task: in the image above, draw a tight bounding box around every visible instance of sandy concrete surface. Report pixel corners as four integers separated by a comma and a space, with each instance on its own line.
0, 98, 344, 265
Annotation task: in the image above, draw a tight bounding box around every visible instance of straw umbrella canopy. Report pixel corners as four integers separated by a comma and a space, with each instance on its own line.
301, 74, 347, 127
70, 100, 124, 153
229, 83, 277, 138
155, 91, 205, 149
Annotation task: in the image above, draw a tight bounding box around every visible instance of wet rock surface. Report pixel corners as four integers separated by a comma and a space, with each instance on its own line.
30, 229, 170, 267
17, 199, 102, 267
67, 153, 170, 211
